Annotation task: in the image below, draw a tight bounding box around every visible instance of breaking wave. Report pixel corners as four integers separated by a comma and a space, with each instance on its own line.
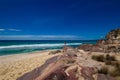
0, 43, 82, 50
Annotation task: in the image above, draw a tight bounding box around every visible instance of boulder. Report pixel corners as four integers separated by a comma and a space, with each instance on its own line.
17, 55, 60, 80
78, 44, 103, 52
44, 68, 67, 80
17, 54, 77, 80
78, 44, 94, 51
81, 67, 95, 80
96, 39, 106, 45
48, 50, 61, 55
64, 65, 78, 80
63, 46, 79, 57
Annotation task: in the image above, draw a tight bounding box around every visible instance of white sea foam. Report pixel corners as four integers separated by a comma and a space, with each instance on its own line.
0, 43, 82, 50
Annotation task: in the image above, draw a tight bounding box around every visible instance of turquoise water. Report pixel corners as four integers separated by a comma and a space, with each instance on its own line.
0, 40, 97, 56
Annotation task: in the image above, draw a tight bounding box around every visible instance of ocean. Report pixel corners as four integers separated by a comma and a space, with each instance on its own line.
0, 40, 97, 56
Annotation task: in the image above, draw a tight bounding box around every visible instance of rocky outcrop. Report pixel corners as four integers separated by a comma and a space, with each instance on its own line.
78, 28, 120, 53
81, 67, 95, 80
17, 47, 78, 80
44, 68, 67, 80
105, 28, 120, 47
106, 28, 120, 44
104, 28, 120, 53
17, 46, 116, 80
17, 55, 61, 80
63, 46, 79, 57
78, 44, 103, 52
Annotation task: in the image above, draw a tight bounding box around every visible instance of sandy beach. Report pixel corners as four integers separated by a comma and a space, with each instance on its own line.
0, 50, 60, 80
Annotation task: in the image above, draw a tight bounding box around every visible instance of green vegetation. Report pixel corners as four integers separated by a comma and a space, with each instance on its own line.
92, 54, 116, 65
111, 62, 120, 77
97, 62, 120, 78
105, 54, 116, 65
92, 55, 105, 62
98, 66, 108, 75
106, 54, 116, 61
92, 54, 120, 79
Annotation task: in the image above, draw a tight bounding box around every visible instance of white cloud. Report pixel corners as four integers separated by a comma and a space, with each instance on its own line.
0, 35, 81, 40
8, 29, 21, 31
0, 29, 5, 31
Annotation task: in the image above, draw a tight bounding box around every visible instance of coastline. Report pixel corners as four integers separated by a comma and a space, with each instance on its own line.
0, 50, 60, 80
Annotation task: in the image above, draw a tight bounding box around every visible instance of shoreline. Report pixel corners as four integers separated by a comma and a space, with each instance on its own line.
0, 50, 60, 80
0, 48, 61, 57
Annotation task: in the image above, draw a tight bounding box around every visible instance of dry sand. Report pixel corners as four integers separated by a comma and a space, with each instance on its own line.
0, 50, 60, 80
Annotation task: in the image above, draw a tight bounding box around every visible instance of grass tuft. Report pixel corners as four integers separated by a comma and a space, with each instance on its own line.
92, 54, 116, 65
92, 55, 105, 62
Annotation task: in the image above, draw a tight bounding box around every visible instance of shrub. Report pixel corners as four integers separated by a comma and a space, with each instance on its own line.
106, 54, 116, 61
105, 61, 113, 65
93, 54, 120, 77
92, 55, 105, 62
109, 62, 120, 77
92, 54, 116, 64
98, 66, 108, 75
105, 54, 117, 65
110, 69, 120, 77
110, 65, 120, 77
115, 62, 120, 70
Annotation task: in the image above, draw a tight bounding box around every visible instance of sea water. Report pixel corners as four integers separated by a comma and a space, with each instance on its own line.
0, 40, 97, 56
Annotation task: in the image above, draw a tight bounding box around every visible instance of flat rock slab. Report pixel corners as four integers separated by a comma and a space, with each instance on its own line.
17, 55, 60, 80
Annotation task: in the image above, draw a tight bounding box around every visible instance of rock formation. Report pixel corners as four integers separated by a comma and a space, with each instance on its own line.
104, 28, 120, 53
17, 46, 115, 80
79, 28, 120, 53
63, 46, 79, 57
17, 46, 78, 80
106, 28, 120, 44
78, 44, 103, 52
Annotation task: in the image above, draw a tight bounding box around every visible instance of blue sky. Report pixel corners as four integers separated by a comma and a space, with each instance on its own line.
0, 0, 120, 40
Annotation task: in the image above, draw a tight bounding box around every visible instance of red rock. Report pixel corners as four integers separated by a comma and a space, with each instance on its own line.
17, 54, 77, 80
66, 66, 78, 80
81, 67, 95, 80
17, 55, 61, 80
97, 74, 115, 80
44, 68, 67, 80
78, 44, 103, 52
